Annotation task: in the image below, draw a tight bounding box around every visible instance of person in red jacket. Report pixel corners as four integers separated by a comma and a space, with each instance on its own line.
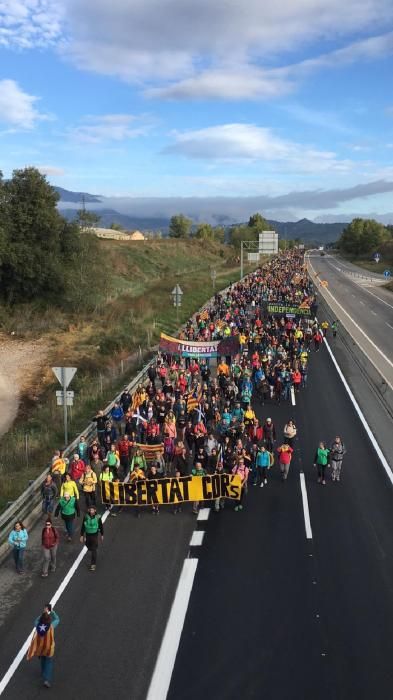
68, 454, 86, 483
118, 435, 131, 477
277, 443, 294, 481
248, 418, 263, 444
291, 369, 302, 393
41, 518, 59, 577
313, 330, 323, 352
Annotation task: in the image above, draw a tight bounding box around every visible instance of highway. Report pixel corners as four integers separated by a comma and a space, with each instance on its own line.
307, 252, 393, 391
1, 341, 393, 699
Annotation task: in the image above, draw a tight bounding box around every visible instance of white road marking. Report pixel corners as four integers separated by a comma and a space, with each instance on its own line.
359, 301, 365, 305
307, 258, 393, 391
0, 510, 110, 696
361, 285, 393, 311
146, 558, 198, 700
370, 310, 377, 316
197, 508, 211, 521
299, 473, 313, 540
290, 386, 296, 406
323, 337, 393, 483
189, 531, 205, 546
386, 322, 393, 331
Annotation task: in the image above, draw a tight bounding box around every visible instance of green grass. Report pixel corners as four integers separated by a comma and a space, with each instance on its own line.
0, 238, 258, 509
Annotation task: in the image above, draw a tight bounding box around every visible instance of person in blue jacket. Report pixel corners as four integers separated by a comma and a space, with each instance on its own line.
254, 446, 271, 487
8, 521, 28, 574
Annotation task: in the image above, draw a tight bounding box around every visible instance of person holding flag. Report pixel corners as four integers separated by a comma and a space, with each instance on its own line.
27, 602, 60, 688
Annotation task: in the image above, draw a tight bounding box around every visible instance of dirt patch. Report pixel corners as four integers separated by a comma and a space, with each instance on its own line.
0, 335, 49, 436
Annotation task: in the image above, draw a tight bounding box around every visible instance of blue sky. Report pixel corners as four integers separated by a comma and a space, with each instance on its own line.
1, 0, 393, 222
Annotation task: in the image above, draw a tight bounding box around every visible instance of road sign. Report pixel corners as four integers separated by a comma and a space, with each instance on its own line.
384, 269, 391, 278
373, 252, 381, 263
55, 390, 74, 407
52, 367, 77, 388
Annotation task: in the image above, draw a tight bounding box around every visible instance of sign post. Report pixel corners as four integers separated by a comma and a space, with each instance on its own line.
52, 367, 77, 445
171, 284, 183, 322
383, 269, 391, 279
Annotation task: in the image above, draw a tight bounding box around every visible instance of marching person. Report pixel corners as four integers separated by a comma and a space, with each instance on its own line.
8, 520, 28, 574
277, 443, 294, 482
27, 602, 60, 688
80, 506, 104, 571
283, 419, 297, 447
41, 475, 58, 515
314, 441, 330, 485
330, 435, 347, 482
79, 463, 98, 510
55, 492, 80, 542
254, 445, 271, 487
232, 457, 249, 512
41, 518, 59, 578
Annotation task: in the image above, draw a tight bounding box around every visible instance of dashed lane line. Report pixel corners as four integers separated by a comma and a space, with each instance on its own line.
146, 558, 198, 700
299, 473, 313, 540
189, 531, 205, 546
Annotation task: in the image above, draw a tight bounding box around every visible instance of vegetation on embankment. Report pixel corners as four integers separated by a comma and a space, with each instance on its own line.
0, 234, 254, 510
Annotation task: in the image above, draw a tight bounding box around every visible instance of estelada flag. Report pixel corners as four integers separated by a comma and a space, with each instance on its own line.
27, 622, 55, 660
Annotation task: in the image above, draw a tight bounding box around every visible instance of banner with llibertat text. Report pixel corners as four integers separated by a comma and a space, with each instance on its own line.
101, 474, 243, 506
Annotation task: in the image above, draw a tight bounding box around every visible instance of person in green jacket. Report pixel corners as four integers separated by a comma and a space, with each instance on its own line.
80, 506, 104, 571
314, 442, 330, 485
54, 494, 80, 541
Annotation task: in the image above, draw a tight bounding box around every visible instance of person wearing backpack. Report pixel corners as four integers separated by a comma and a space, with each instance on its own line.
55, 493, 80, 542
314, 442, 330, 485
80, 506, 104, 571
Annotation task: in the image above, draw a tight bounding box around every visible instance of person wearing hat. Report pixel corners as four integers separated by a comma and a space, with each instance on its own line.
27, 602, 60, 688
80, 506, 104, 571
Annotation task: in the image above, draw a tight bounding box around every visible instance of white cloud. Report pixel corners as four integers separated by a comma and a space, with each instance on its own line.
0, 79, 47, 129
68, 114, 151, 143
166, 123, 353, 174
59, 0, 393, 98
0, 0, 63, 48
37, 164, 65, 176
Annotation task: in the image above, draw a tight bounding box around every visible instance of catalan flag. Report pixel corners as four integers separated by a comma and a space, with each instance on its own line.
136, 443, 164, 463
27, 622, 55, 660
199, 309, 209, 321
186, 386, 202, 414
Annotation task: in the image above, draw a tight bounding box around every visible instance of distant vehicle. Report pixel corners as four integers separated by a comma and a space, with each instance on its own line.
318, 246, 324, 251
320, 251, 325, 256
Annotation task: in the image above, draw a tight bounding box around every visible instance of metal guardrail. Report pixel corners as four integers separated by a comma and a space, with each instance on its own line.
0, 358, 155, 559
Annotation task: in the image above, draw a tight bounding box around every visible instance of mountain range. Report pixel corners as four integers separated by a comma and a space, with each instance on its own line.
55, 187, 348, 242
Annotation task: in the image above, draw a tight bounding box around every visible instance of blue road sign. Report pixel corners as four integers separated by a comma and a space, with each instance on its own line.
383, 269, 391, 278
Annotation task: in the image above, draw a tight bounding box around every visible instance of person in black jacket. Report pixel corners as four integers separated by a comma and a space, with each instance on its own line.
92, 410, 108, 446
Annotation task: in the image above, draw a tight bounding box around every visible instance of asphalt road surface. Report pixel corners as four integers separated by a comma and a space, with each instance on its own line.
1, 343, 393, 699
168, 346, 393, 700
308, 253, 393, 366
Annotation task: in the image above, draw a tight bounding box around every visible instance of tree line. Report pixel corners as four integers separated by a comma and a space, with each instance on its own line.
338, 218, 393, 258
0, 168, 105, 308
169, 211, 274, 247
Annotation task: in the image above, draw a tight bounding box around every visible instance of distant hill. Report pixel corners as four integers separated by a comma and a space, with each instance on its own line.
268, 218, 345, 243
55, 187, 347, 241
61, 208, 170, 232
54, 187, 102, 204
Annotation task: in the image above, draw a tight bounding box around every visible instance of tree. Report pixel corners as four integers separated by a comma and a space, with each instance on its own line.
76, 208, 101, 232
339, 218, 389, 256
230, 224, 258, 249
195, 222, 214, 240
248, 213, 271, 233
169, 214, 192, 238
109, 221, 125, 232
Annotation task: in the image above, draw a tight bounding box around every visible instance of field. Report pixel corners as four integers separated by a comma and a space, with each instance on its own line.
0, 238, 255, 508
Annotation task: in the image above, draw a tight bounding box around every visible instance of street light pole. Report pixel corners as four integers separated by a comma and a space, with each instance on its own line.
240, 240, 244, 280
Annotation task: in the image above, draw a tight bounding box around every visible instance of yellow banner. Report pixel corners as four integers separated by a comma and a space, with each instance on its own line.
101, 474, 243, 506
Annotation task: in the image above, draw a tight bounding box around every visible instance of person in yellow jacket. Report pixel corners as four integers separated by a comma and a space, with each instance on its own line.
60, 473, 79, 499
50, 450, 68, 491
79, 465, 97, 509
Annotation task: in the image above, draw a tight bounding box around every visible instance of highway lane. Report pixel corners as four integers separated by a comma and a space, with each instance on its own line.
0, 507, 195, 699
168, 345, 393, 700
307, 253, 393, 390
